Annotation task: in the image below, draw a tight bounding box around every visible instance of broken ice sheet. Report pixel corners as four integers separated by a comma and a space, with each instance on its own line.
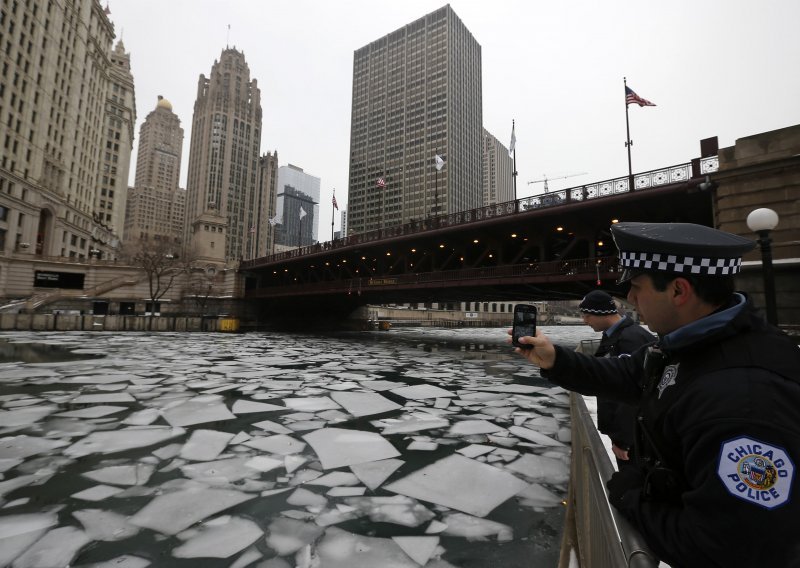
173, 516, 263, 559
385, 453, 528, 517
329, 391, 402, 417
78, 555, 151, 568
0, 512, 58, 567
63, 426, 185, 458
179, 429, 234, 461
515, 483, 564, 508
392, 536, 440, 566
71, 393, 136, 403
448, 419, 506, 436
441, 511, 513, 541
72, 484, 125, 501
12, 525, 90, 568
0, 405, 58, 427
129, 487, 255, 535
282, 396, 341, 412
390, 384, 455, 400
231, 399, 287, 414
244, 434, 307, 455
508, 425, 566, 447
350, 458, 404, 490
302, 427, 400, 470
316, 526, 420, 568
180, 457, 263, 485
343, 495, 435, 527
72, 508, 140, 541
505, 453, 570, 484
54, 405, 128, 419
265, 517, 324, 556
0, 435, 69, 459
161, 395, 236, 427
374, 414, 450, 435
82, 463, 154, 486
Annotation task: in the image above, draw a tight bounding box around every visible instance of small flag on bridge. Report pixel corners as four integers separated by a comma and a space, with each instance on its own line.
434, 154, 445, 171
376, 177, 386, 189
299, 207, 307, 220
332, 192, 339, 210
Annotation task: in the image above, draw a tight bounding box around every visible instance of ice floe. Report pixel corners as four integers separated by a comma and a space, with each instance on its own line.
173, 515, 263, 558
303, 427, 400, 469
385, 453, 528, 517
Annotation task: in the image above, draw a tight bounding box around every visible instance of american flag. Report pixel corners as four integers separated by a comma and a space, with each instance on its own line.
332, 193, 339, 210
625, 86, 656, 107
376, 177, 386, 189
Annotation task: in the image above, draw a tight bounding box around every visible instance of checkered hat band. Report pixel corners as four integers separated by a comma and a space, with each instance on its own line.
619, 251, 742, 275
580, 307, 618, 315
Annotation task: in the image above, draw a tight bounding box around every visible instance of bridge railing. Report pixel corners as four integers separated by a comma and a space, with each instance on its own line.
243, 159, 717, 270
246, 256, 620, 297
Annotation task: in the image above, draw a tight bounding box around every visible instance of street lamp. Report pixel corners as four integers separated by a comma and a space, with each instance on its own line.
746, 207, 779, 325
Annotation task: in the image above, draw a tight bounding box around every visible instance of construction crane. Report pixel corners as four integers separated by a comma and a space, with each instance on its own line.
527, 172, 587, 193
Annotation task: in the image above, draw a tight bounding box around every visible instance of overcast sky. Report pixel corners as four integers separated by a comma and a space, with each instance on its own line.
109, 0, 800, 240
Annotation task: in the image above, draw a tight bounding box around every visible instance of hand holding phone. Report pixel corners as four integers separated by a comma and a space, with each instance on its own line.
512, 304, 537, 349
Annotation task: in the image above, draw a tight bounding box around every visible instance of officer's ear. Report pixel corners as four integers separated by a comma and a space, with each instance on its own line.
670, 277, 694, 306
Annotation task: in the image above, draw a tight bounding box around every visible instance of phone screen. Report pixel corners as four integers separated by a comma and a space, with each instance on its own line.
512, 304, 537, 348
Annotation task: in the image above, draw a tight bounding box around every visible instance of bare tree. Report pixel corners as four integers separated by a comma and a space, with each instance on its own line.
184, 265, 224, 316
122, 237, 186, 329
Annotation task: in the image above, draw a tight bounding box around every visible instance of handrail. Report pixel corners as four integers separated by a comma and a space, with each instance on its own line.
559, 391, 660, 568
242, 160, 710, 270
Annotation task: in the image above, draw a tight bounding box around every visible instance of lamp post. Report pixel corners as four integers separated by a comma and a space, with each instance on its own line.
746, 207, 779, 325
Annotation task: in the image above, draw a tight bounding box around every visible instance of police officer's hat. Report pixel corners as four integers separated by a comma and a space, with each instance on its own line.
610, 222, 756, 283
579, 290, 618, 314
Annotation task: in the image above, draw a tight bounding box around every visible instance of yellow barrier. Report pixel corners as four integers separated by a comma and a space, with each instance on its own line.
218, 318, 240, 332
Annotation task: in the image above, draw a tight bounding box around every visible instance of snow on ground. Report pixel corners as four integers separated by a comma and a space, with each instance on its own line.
0, 327, 598, 566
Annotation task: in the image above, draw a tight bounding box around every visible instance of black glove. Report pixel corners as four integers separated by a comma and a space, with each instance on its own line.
606, 467, 645, 512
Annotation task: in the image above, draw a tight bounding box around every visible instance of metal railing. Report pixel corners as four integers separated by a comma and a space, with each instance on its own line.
559, 391, 659, 568
242, 160, 714, 270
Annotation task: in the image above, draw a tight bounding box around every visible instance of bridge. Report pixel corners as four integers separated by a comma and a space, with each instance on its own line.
241, 158, 719, 320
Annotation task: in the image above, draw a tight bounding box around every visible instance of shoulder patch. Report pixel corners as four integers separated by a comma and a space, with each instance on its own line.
717, 436, 795, 510
656, 363, 679, 399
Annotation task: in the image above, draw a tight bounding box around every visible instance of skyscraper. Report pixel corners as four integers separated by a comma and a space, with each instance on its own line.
184, 48, 263, 263
124, 96, 185, 246
346, 5, 483, 234
0, 1, 135, 260
134, 96, 184, 194
275, 165, 320, 248
482, 128, 514, 205
256, 151, 279, 257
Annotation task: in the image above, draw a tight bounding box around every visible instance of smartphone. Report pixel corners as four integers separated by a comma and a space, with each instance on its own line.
512, 304, 537, 349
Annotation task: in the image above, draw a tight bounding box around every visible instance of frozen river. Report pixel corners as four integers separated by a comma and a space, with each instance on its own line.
0, 325, 598, 568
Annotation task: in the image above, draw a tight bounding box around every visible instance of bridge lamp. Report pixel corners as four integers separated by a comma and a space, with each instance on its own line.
411, 248, 417, 253
473, 239, 479, 244
439, 244, 445, 249
611, 218, 619, 224
746, 207, 780, 325
325, 262, 329, 266
386, 252, 391, 256
556, 226, 564, 232
511, 233, 517, 238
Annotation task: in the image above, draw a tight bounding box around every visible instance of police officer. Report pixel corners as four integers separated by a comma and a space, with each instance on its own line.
513, 222, 800, 568
578, 290, 655, 469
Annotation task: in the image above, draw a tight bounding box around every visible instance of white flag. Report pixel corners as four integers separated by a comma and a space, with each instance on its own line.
435, 154, 445, 171
299, 207, 307, 220
268, 214, 281, 226
508, 123, 516, 157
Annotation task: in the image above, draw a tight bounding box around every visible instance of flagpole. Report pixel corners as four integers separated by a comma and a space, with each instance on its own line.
331, 190, 335, 242
624, 77, 633, 185
434, 148, 439, 216
511, 120, 517, 201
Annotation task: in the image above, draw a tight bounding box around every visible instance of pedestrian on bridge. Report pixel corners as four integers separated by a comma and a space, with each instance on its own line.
512, 222, 800, 568
578, 290, 655, 470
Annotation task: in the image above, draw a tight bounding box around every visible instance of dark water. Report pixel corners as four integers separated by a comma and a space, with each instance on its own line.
0, 327, 598, 568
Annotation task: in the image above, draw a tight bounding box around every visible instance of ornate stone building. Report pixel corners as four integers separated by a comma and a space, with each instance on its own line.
0, 0, 135, 261
184, 48, 263, 264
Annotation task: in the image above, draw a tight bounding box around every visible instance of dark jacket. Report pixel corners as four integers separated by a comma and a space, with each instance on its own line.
593, 317, 655, 450
540, 296, 800, 568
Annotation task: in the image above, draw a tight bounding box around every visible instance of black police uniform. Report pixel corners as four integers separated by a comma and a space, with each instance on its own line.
536, 223, 800, 567
593, 316, 655, 465
542, 296, 800, 567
